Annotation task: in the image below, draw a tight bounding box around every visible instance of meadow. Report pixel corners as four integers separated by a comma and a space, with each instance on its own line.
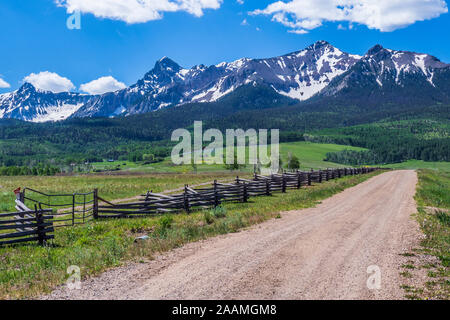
380, 160, 450, 172
91, 141, 366, 173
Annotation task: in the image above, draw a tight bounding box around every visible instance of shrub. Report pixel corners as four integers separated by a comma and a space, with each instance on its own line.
212, 206, 227, 218
203, 211, 214, 224
158, 215, 174, 231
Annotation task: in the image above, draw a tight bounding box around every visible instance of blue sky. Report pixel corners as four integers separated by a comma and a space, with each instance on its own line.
0, 0, 449, 94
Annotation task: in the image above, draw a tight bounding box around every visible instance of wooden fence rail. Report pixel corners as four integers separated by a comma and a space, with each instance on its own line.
0, 199, 54, 246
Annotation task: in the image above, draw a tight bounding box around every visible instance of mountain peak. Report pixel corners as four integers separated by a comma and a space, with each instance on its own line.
307, 40, 331, 51
315, 40, 330, 46
18, 82, 38, 94
367, 44, 385, 56
153, 56, 181, 73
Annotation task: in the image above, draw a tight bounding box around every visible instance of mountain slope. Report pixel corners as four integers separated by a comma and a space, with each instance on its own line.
0, 83, 94, 122
317, 44, 450, 106
72, 40, 360, 118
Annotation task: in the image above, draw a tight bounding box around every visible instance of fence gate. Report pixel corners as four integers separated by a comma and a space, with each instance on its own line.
20, 188, 95, 227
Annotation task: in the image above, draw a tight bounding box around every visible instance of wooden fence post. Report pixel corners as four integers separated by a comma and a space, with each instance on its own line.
183, 185, 190, 213
243, 183, 248, 202
319, 170, 322, 183
72, 194, 75, 226
265, 179, 271, 196
282, 175, 287, 193
35, 205, 44, 245
326, 169, 329, 181
213, 180, 219, 207
297, 172, 301, 189
307, 172, 312, 186
93, 189, 99, 219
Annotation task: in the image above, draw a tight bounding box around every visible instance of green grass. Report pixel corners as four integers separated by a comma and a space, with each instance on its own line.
279, 141, 365, 169
0, 171, 382, 299
380, 160, 450, 172
415, 170, 450, 210
92, 141, 367, 174
406, 169, 450, 300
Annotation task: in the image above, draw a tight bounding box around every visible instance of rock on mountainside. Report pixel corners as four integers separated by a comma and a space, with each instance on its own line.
0, 83, 94, 122
1, 41, 450, 122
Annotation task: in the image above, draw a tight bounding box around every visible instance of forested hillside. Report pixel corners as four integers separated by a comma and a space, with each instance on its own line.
318, 120, 450, 164
0, 83, 449, 170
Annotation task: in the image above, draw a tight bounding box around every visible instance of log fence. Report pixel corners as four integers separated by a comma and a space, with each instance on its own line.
94, 167, 379, 219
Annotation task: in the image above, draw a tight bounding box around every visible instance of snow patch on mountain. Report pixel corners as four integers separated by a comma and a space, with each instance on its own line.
31, 103, 84, 123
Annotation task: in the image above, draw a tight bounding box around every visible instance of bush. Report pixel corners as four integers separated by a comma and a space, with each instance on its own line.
203, 211, 214, 224
158, 215, 174, 232
212, 206, 227, 218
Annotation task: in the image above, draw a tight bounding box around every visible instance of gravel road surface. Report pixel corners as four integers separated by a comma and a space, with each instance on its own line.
44, 170, 420, 300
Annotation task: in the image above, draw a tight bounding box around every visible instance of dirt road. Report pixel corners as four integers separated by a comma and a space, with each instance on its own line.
45, 170, 420, 300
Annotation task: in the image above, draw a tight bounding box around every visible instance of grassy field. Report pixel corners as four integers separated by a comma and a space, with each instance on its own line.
400, 169, 449, 300
91, 141, 367, 173
380, 160, 450, 172
0, 171, 382, 299
279, 141, 365, 169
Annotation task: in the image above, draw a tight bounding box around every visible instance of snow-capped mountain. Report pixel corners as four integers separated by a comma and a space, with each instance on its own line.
72, 40, 361, 118
1, 41, 450, 122
318, 44, 450, 103
0, 83, 94, 122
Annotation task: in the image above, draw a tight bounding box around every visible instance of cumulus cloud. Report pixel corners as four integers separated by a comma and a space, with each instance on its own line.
0, 77, 10, 88
80, 76, 127, 95
251, 0, 448, 33
56, 0, 223, 24
23, 71, 75, 93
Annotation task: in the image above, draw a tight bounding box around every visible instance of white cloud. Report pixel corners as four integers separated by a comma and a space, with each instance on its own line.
0, 77, 10, 88
56, 0, 223, 24
251, 0, 448, 32
288, 29, 308, 34
23, 71, 75, 93
241, 18, 249, 26
236, 0, 244, 4
80, 76, 127, 95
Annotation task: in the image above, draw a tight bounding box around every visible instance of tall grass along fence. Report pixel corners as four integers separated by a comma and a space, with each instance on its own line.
0, 192, 54, 246
2, 167, 378, 246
